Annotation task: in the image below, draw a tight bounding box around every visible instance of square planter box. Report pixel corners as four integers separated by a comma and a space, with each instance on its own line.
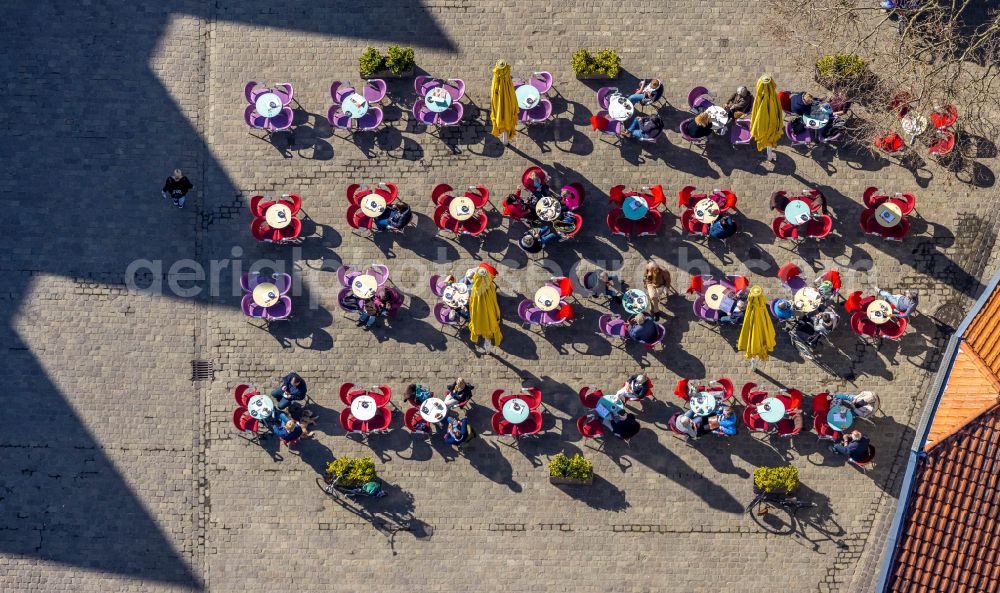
576, 72, 617, 81
362, 68, 414, 80
550, 475, 593, 486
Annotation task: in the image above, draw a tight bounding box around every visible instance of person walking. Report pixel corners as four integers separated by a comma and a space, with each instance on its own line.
162, 168, 193, 209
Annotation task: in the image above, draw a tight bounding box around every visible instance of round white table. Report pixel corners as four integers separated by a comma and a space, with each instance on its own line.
350, 394, 378, 421
516, 84, 541, 110
621, 289, 649, 315
704, 284, 728, 311
425, 87, 453, 113
794, 287, 823, 313
419, 397, 448, 423
246, 394, 274, 421
502, 398, 531, 424
351, 274, 378, 299
533, 285, 561, 312
784, 200, 812, 225
535, 196, 560, 221
265, 203, 293, 229
827, 405, 854, 431
607, 94, 634, 121
359, 192, 387, 218
341, 93, 369, 119
448, 195, 476, 221
252, 282, 280, 308
622, 194, 649, 221
689, 392, 717, 417
867, 299, 894, 325
442, 282, 469, 308
705, 105, 730, 132
875, 202, 902, 227
255, 92, 282, 118
757, 397, 786, 423
693, 198, 720, 223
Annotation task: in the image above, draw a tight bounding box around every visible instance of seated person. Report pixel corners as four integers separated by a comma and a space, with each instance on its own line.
627, 313, 658, 344
442, 416, 476, 447
789, 91, 815, 117
708, 214, 738, 240
772, 298, 794, 321
628, 79, 664, 105
404, 383, 434, 406
518, 225, 561, 254
876, 288, 918, 318
608, 412, 641, 440
551, 211, 579, 237
815, 279, 836, 301
673, 413, 700, 438
356, 298, 386, 329
617, 373, 651, 401
625, 114, 664, 140
271, 372, 307, 410
375, 200, 412, 231
503, 192, 535, 220
831, 430, 872, 462
723, 86, 754, 118
711, 406, 738, 436
793, 315, 820, 345
444, 378, 474, 408
720, 297, 746, 324
683, 111, 714, 139
833, 391, 879, 418
524, 170, 549, 198
812, 309, 839, 335
269, 413, 307, 443
598, 271, 624, 305
283, 401, 317, 425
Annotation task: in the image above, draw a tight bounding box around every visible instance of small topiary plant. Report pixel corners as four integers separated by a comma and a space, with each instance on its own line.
550, 453, 593, 482
359, 47, 386, 78
594, 49, 621, 78
815, 53, 867, 82
385, 45, 415, 75
572, 49, 620, 78
753, 465, 799, 493
571, 49, 598, 76
325, 456, 377, 487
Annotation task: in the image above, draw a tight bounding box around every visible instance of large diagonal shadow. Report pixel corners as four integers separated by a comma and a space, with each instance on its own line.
2, 0, 453, 586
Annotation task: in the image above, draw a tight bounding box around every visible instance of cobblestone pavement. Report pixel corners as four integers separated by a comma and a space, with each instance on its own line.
3, 1, 999, 592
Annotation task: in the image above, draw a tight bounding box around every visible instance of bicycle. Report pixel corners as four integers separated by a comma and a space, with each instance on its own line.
315, 473, 387, 499
745, 490, 816, 516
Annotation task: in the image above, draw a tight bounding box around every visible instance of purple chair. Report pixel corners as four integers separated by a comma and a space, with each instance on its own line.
413, 99, 438, 125
369, 264, 390, 286
434, 303, 463, 327
335, 86, 356, 104
330, 81, 345, 103
272, 273, 292, 295
691, 96, 714, 113
594, 109, 623, 141
785, 121, 813, 146
598, 314, 629, 338
679, 119, 708, 152
357, 107, 383, 131
245, 105, 266, 129
272, 83, 294, 106
444, 79, 465, 102
642, 324, 666, 349
530, 71, 553, 94
362, 79, 387, 103
265, 296, 292, 320
693, 297, 720, 322
266, 107, 293, 131
429, 275, 448, 297
783, 275, 807, 292
414, 75, 431, 95
241, 294, 265, 318
596, 87, 617, 110
517, 300, 546, 326
328, 107, 352, 130
336, 264, 355, 287
687, 86, 711, 110
337, 287, 360, 312
729, 118, 752, 145
439, 103, 463, 126
815, 126, 843, 144
240, 272, 265, 292
524, 99, 552, 123
244, 81, 261, 103
539, 308, 569, 327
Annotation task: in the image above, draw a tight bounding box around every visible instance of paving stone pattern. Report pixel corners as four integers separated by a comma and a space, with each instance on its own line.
2, 1, 999, 592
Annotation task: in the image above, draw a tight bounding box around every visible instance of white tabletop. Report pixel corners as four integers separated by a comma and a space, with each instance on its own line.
419, 397, 448, 423
425, 87, 453, 113
867, 299, 893, 325
705, 105, 729, 131
704, 284, 728, 311
607, 94, 634, 121
794, 287, 822, 313
535, 196, 560, 221
341, 93, 369, 119
255, 92, 282, 118
689, 392, 717, 416
693, 198, 720, 223
351, 274, 378, 299
442, 282, 469, 307
265, 203, 293, 229
350, 394, 378, 421
247, 394, 274, 421
516, 84, 541, 110
448, 195, 476, 221
784, 200, 812, 225
252, 282, 280, 307
534, 285, 561, 312
502, 397, 531, 424
360, 192, 387, 218
875, 202, 902, 227
757, 397, 786, 423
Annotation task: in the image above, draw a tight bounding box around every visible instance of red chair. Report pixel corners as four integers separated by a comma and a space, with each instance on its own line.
490, 389, 508, 410
577, 415, 606, 439
718, 190, 738, 211
850, 445, 876, 469
339, 382, 363, 406
814, 416, 841, 441
466, 185, 490, 208
681, 209, 710, 236
634, 210, 663, 237
515, 411, 543, 436
431, 183, 453, 205
859, 209, 879, 234
606, 209, 633, 237
876, 217, 910, 241
771, 217, 798, 240
773, 417, 802, 437
459, 213, 489, 237
550, 277, 573, 298
862, 186, 881, 209
340, 408, 364, 433
777, 90, 792, 114
727, 275, 749, 291
579, 387, 603, 409
674, 378, 691, 402
608, 184, 627, 205
346, 205, 374, 231
249, 195, 267, 217
232, 407, 261, 443
369, 385, 392, 407
365, 408, 392, 432
850, 311, 878, 338
930, 104, 957, 129
787, 389, 804, 411
875, 133, 904, 154
890, 193, 916, 215
277, 218, 302, 241
378, 183, 398, 202
818, 270, 842, 291
742, 386, 767, 406
714, 378, 735, 404
491, 413, 516, 436
742, 407, 769, 432
678, 185, 701, 209
777, 262, 802, 285
234, 384, 257, 407
803, 215, 832, 239
280, 193, 302, 215
554, 303, 574, 323
880, 318, 907, 340
404, 407, 432, 434
346, 183, 362, 205
522, 166, 547, 189
519, 387, 542, 410
648, 185, 666, 210
844, 291, 864, 313
250, 218, 279, 242
812, 392, 832, 415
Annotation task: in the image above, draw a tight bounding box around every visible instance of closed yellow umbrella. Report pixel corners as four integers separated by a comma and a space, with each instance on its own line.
468, 266, 503, 347
749, 75, 783, 160
490, 59, 518, 144
737, 286, 776, 367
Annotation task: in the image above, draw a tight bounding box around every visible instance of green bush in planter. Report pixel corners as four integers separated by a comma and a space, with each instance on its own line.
572, 49, 620, 77
815, 53, 866, 82
359, 47, 386, 78
753, 466, 799, 493
571, 49, 597, 76
385, 45, 415, 74
325, 456, 377, 487
550, 453, 593, 481
594, 49, 621, 78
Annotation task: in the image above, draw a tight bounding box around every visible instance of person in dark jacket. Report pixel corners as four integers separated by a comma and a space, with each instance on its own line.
789, 92, 815, 117
161, 169, 193, 209
628, 79, 664, 106
723, 86, 754, 118
272, 372, 307, 410
625, 115, 664, 140
609, 413, 641, 440
831, 430, 872, 461
443, 416, 477, 447
683, 111, 713, 139
375, 200, 412, 231
627, 313, 658, 344
618, 374, 651, 401
444, 377, 474, 408
708, 214, 738, 240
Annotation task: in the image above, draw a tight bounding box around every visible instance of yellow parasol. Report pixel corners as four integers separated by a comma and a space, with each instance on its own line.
468, 265, 503, 347
749, 75, 783, 157
489, 59, 518, 144
737, 285, 776, 367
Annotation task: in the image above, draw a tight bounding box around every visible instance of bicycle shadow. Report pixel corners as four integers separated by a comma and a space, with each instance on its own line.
316, 481, 433, 555
746, 483, 848, 552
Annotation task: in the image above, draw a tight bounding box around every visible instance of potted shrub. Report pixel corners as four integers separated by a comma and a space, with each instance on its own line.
358, 45, 415, 79
323, 456, 377, 487
549, 453, 594, 485
572, 48, 620, 80
752, 465, 799, 495
814, 53, 869, 92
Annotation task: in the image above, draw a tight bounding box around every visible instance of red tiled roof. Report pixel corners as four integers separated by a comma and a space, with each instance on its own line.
887, 404, 1000, 593
926, 346, 1000, 446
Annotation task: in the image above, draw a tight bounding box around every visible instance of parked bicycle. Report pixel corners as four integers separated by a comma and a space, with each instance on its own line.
745, 490, 816, 516
316, 473, 387, 499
